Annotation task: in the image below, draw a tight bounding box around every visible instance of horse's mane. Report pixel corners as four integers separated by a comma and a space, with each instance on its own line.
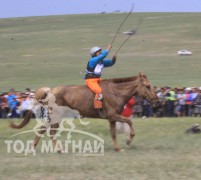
104, 76, 139, 84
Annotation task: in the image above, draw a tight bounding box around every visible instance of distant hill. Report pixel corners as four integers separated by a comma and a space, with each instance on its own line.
0, 13, 200, 91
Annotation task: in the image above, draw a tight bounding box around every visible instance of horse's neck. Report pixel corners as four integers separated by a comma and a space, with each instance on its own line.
109, 76, 139, 99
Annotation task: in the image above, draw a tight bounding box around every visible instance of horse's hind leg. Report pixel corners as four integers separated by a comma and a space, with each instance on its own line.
50, 123, 63, 153
109, 121, 122, 152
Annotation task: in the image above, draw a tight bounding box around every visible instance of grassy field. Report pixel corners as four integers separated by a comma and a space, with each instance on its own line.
0, 13, 201, 92
1, 118, 201, 179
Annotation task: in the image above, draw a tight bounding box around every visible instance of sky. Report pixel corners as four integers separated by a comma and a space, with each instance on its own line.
0, 0, 201, 18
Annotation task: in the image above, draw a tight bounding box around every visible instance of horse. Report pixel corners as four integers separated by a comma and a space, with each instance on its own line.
10, 72, 158, 152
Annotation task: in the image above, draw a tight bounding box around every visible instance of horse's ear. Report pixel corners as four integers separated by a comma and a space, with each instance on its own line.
139, 72, 147, 85
139, 72, 144, 78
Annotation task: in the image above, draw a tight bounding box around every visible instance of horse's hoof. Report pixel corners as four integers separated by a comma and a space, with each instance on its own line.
115, 148, 125, 152
126, 138, 131, 146
24, 149, 36, 155
119, 149, 125, 152
114, 147, 122, 152
57, 149, 64, 154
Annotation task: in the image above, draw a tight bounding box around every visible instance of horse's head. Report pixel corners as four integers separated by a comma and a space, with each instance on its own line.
136, 72, 158, 103
34, 87, 51, 105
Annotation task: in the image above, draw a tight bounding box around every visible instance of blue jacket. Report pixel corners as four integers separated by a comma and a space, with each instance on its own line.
7, 94, 16, 107
88, 50, 114, 68
85, 50, 115, 79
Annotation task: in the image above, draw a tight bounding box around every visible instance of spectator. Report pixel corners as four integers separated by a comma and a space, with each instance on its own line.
116, 97, 135, 134
193, 87, 201, 117
6, 89, 16, 117
7, 88, 16, 106
157, 87, 167, 117
121, 97, 135, 118
0, 92, 9, 118
133, 96, 143, 117
165, 88, 176, 117
9, 98, 20, 118
175, 88, 186, 117
184, 88, 194, 117
25, 88, 31, 97
19, 93, 34, 117
142, 99, 153, 118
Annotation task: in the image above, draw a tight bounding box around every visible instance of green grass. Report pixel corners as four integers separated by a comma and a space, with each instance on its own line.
1, 118, 201, 179
0, 13, 201, 92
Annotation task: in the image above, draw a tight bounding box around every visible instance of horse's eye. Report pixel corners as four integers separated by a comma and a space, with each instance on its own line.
146, 85, 150, 90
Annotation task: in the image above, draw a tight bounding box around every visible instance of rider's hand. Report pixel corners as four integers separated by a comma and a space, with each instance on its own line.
112, 55, 116, 64
107, 44, 112, 51
112, 55, 117, 61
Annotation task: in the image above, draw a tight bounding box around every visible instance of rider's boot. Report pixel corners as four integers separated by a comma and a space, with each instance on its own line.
94, 93, 105, 118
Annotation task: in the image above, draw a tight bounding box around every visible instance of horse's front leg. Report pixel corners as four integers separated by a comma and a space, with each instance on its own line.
125, 118, 135, 146
33, 125, 47, 149
110, 114, 135, 146
109, 121, 122, 152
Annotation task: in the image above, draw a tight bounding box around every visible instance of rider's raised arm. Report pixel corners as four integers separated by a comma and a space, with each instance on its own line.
88, 50, 109, 67
102, 55, 117, 67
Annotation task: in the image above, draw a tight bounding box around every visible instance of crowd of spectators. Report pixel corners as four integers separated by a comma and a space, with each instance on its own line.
134, 86, 201, 118
0, 86, 201, 119
0, 88, 34, 119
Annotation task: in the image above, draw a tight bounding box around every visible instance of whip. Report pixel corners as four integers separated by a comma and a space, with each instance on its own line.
115, 18, 143, 55
110, 4, 134, 45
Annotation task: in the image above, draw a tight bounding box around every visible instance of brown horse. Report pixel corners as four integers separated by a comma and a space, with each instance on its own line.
11, 72, 158, 152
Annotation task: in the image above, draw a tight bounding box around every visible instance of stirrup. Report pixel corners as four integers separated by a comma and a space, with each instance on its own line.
97, 108, 106, 119
96, 93, 103, 101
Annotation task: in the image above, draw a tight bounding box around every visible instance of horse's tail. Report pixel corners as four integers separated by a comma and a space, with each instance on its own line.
10, 87, 51, 129
10, 110, 33, 129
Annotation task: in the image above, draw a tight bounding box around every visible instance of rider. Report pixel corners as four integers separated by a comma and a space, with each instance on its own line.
85, 44, 116, 116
